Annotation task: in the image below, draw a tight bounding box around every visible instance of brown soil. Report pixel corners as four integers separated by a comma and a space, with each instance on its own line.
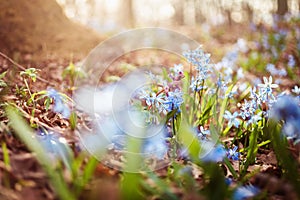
0, 0, 104, 64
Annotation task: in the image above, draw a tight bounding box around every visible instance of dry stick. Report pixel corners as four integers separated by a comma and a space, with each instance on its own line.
0, 51, 57, 87
14, 103, 64, 134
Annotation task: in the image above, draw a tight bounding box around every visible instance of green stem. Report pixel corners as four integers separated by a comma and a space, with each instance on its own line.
24, 79, 32, 98
224, 157, 238, 179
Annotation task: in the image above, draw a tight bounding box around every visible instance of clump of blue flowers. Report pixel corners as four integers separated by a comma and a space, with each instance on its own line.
270, 95, 300, 143
183, 47, 212, 91
138, 64, 184, 120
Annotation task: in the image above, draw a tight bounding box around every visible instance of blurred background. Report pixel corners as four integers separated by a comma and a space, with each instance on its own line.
56, 0, 300, 32
0, 0, 299, 63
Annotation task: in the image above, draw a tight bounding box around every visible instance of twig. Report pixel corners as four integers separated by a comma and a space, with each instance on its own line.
14, 103, 65, 134
0, 51, 56, 86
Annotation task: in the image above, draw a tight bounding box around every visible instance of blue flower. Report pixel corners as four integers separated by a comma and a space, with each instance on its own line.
233, 185, 260, 200
164, 89, 183, 113
236, 68, 244, 79
227, 146, 239, 161
190, 76, 207, 92
224, 111, 241, 128
240, 99, 257, 120
278, 69, 287, 77
201, 143, 226, 163
142, 126, 168, 159
271, 46, 278, 58
47, 88, 62, 101
266, 64, 277, 76
288, 55, 295, 68
139, 90, 167, 114
47, 88, 70, 118
198, 126, 210, 140
216, 75, 228, 92
270, 95, 300, 142
236, 38, 248, 53
249, 87, 261, 104
223, 51, 238, 66
270, 95, 300, 122
266, 64, 287, 77
53, 99, 70, 118
225, 177, 233, 186
258, 76, 278, 93
246, 113, 262, 126
257, 76, 278, 102
282, 119, 300, 142
262, 34, 269, 49
36, 130, 72, 167
183, 48, 212, 81
183, 47, 211, 70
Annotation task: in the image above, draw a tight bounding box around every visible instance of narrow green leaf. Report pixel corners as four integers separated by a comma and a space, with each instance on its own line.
0, 71, 7, 79
69, 111, 77, 130
2, 142, 10, 169
6, 106, 76, 200
218, 84, 233, 127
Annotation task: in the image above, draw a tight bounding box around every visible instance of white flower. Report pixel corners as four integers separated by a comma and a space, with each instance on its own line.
292, 85, 300, 95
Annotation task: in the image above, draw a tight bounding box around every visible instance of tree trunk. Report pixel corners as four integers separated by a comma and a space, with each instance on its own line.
194, 0, 205, 24
277, 0, 288, 16
225, 9, 232, 26
0, 0, 102, 62
173, 0, 185, 25
244, 2, 253, 23
120, 0, 135, 28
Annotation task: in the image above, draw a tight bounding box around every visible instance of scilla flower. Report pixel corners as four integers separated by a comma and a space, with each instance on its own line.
223, 111, 241, 128
200, 143, 226, 163
47, 88, 70, 118
227, 146, 239, 161
233, 185, 260, 200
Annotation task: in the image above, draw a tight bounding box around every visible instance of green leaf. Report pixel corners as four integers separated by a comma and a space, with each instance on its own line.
267, 120, 300, 197
69, 111, 77, 130
6, 106, 76, 200
121, 135, 144, 200
72, 155, 98, 196
223, 157, 238, 179
196, 97, 215, 126
166, 109, 178, 123
202, 163, 228, 199
0, 71, 7, 87
2, 142, 10, 169
218, 84, 233, 132
121, 173, 143, 200
44, 97, 51, 110
177, 119, 201, 160
0, 71, 7, 79
20, 68, 38, 82
141, 172, 179, 200
241, 126, 259, 177
175, 112, 182, 133
82, 156, 98, 185
0, 80, 7, 87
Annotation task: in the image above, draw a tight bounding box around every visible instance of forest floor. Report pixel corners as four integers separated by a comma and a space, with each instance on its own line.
0, 22, 299, 200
